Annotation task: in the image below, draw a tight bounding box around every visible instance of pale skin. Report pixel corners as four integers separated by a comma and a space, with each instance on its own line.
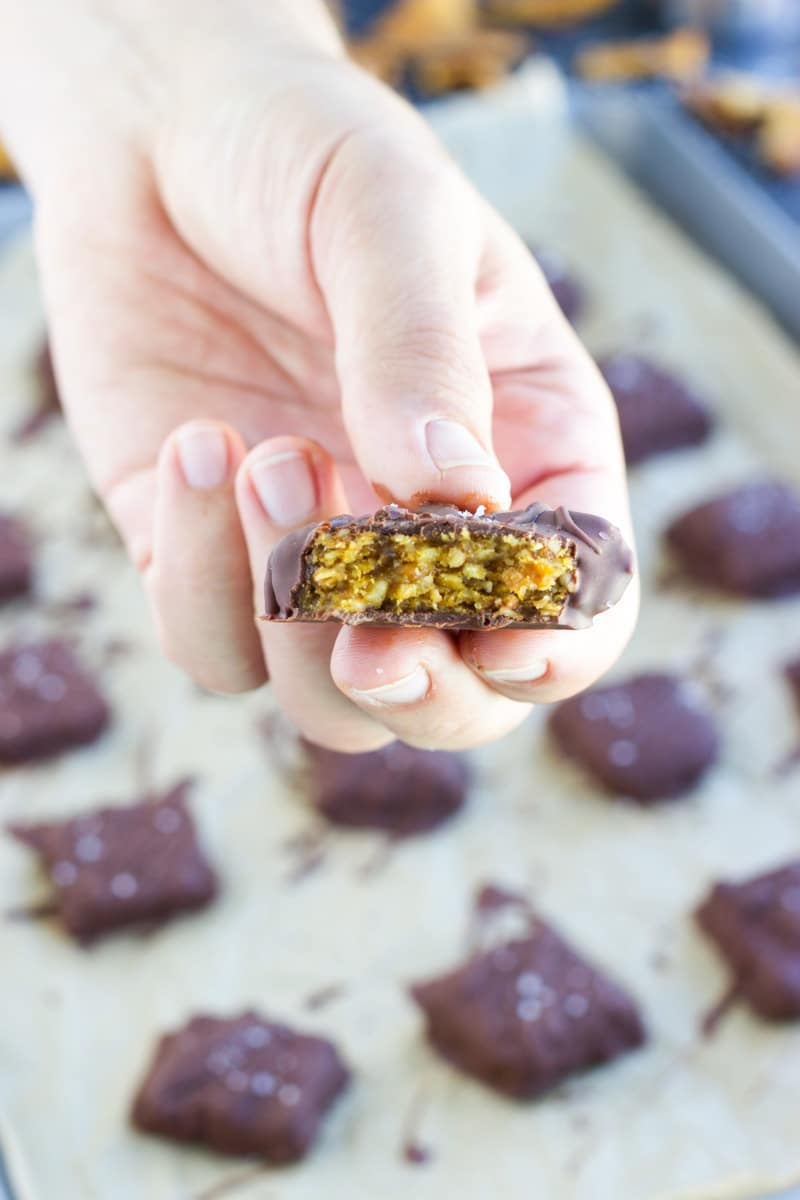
0, 0, 638, 752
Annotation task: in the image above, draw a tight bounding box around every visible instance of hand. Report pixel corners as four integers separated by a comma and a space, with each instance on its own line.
3, 0, 637, 751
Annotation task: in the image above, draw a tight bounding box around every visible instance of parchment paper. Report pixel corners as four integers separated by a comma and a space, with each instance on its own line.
1, 66, 800, 1200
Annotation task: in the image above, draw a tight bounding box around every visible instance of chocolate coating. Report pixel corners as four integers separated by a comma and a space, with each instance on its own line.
549, 672, 720, 803
599, 354, 713, 466
411, 922, 646, 1098
8, 781, 218, 943
666, 480, 800, 598
263, 503, 633, 630
306, 741, 469, 837
0, 640, 110, 763
132, 1011, 350, 1162
696, 860, 800, 1020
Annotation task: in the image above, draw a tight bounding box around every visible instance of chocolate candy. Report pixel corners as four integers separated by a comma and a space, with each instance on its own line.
599, 354, 712, 466
306, 741, 469, 837
549, 672, 719, 803
8, 781, 218, 943
411, 923, 645, 1098
696, 861, 800, 1020
0, 640, 110, 763
132, 1011, 350, 1162
535, 249, 584, 324
0, 514, 32, 601
666, 480, 800, 598
264, 504, 633, 630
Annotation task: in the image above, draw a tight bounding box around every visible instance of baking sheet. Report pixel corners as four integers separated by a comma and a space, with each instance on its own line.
2, 72, 800, 1200
578, 86, 800, 343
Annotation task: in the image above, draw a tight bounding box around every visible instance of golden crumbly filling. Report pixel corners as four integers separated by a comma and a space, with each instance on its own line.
302, 527, 577, 618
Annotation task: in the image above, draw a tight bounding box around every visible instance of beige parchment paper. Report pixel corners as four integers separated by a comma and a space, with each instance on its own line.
1, 65, 800, 1200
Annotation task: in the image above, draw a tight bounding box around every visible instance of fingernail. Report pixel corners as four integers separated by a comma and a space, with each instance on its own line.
249, 451, 317, 528
350, 665, 431, 708
426, 420, 497, 472
478, 661, 549, 685
176, 425, 229, 490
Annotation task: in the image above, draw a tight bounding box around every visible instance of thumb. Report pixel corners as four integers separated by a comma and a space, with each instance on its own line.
312, 126, 511, 511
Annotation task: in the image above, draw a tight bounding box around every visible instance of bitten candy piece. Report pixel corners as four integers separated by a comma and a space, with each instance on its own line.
696, 861, 800, 1020
599, 354, 712, 466
549, 673, 719, 803
0, 514, 32, 601
0, 640, 110, 763
132, 1012, 350, 1162
8, 782, 217, 943
264, 504, 633, 630
306, 741, 469, 837
411, 923, 645, 1098
666, 481, 800, 598
535, 249, 584, 324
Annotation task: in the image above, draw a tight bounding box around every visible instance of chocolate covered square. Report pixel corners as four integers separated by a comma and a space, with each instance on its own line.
549, 673, 719, 803
0, 640, 110, 763
666, 481, 800, 598
132, 1012, 350, 1163
411, 924, 645, 1098
599, 354, 712, 466
264, 503, 633, 630
306, 741, 469, 837
696, 861, 800, 1020
8, 782, 217, 942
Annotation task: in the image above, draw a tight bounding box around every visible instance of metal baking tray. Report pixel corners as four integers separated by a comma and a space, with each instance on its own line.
576, 84, 800, 342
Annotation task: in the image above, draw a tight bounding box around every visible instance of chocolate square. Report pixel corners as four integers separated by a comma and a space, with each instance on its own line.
306, 741, 469, 837
696, 861, 800, 1020
411, 924, 645, 1098
132, 1012, 350, 1162
0, 514, 32, 601
8, 781, 218, 943
264, 503, 633, 630
599, 354, 712, 466
549, 672, 719, 803
0, 640, 110, 763
666, 481, 800, 598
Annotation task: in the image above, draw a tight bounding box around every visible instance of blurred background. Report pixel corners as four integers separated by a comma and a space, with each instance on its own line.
1, 2, 799, 1199
1, 0, 793, 339
2, 0, 799, 333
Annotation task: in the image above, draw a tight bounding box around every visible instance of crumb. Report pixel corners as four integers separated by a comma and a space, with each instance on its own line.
483, 0, 617, 29
576, 28, 709, 84
757, 99, 800, 177
411, 28, 529, 94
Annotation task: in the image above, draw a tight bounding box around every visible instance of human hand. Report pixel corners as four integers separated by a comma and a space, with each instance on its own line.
1, 0, 637, 751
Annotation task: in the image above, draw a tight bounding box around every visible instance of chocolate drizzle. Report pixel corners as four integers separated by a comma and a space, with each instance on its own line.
700, 981, 741, 1038
263, 503, 633, 631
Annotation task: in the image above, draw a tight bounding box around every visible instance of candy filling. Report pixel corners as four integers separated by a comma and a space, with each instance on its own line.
301, 527, 577, 620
